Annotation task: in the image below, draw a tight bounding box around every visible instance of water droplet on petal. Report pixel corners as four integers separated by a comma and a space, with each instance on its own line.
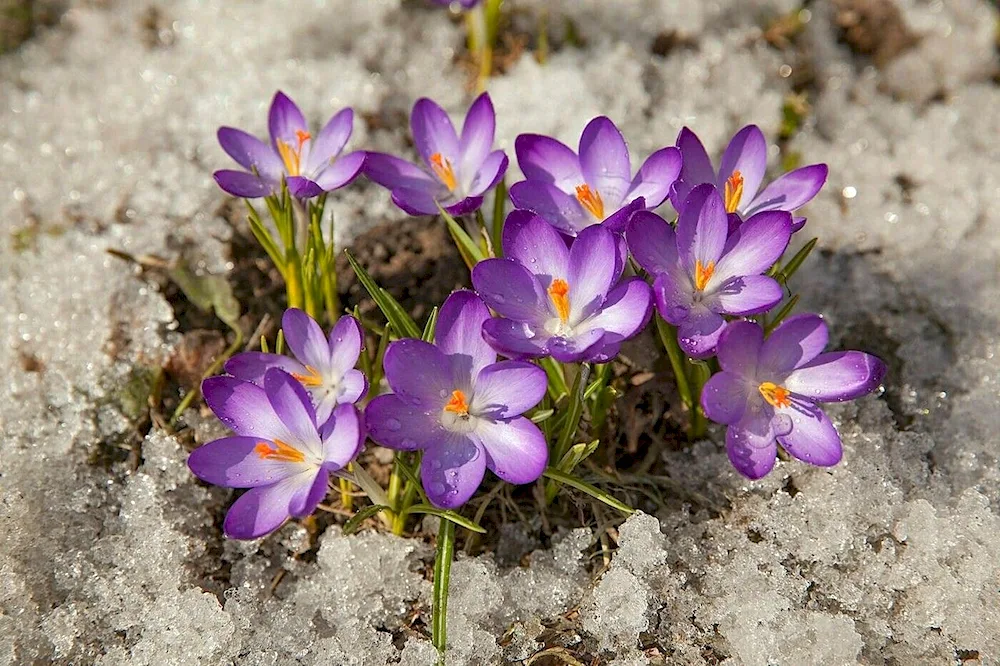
430, 459, 442, 470
430, 482, 447, 496
493, 293, 506, 304
385, 418, 401, 431
439, 389, 449, 398
771, 413, 793, 437
668, 305, 690, 321
401, 438, 416, 448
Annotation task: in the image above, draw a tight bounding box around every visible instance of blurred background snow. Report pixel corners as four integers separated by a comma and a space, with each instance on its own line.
1, 0, 999, 663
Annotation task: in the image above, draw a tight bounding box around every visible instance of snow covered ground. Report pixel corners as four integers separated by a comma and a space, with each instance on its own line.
1, 0, 999, 663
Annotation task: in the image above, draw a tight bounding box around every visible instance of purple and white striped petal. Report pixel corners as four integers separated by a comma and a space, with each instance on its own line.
784, 352, 887, 402
700, 373, 750, 426
758, 314, 829, 376
436, 290, 496, 383
470, 361, 547, 419
717, 125, 768, 205
290, 469, 332, 518
282, 308, 332, 374
515, 133, 584, 193
710, 211, 792, 285
225, 352, 307, 385
366, 394, 442, 451
306, 107, 354, 174
471, 259, 549, 322
711, 275, 783, 316
421, 434, 486, 509
327, 315, 364, 378
567, 224, 619, 322
676, 306, 726, 358
579, 116, 631, 209
319, 403, 365, 469
412, 97, 460, 167
268, 91, 309, 152
726, 411, 778, 480
502, 210, 571, 282
745, 164, 828, 217
475, 416, 548, 485
676, 184, 728, 278
627, 210, 679, 278
217, 127, 284, 180
263, 369, 321, 455
624, 146, 682, 209
213, 170, 275, 198
716, 320, 763, 377
382, 339, 455, 406
202, 376, 293, 442
459, 92, 496, 184
223, 470, 316, 539
775, 401, 843, 467
314, 151, 366, 191
187, 436, 304, 488
507, 181, 590, 235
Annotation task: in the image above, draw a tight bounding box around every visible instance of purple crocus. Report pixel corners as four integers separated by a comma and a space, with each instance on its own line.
509, 116, 682, 235
700, 315, 886, 479
365, 291, 548, 509
189, 369, 364, 539
214, 91, 366, 200
472, 210, 653, 363
627, 184, 792, 358
225, 309, 367, 424
364, 93, 508, 217
670, 125, 827, 231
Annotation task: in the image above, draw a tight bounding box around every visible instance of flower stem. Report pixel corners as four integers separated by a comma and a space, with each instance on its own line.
387, 455, 404, 534
688, 360, 711, 440
432, 517, 456, 663
654, 315, 693, 411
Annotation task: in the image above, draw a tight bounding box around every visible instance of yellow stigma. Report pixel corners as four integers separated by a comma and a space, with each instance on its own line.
290, 365, 324, 388
724, 170, 744, 213
443, 389, 470, 415
758, 382, 792, 409
694, 259, 715, 291
575, 184, 605, 220
548, 278, 571, 324
254, 439, 305, 463
277, 129, 311, 177
429, 153, 458, 192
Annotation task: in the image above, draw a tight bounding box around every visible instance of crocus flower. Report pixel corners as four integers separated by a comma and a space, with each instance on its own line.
364, 93, 508, 216
225, 309, 367, 424
472, 210, 653, 363
700, 315, 886, 479
627, 184, 791, 358
366, 291, 548, 508
188, 369, 364, 539
509, 116, 682, 235
214, 91, 366, 199
670, 124, 827, 231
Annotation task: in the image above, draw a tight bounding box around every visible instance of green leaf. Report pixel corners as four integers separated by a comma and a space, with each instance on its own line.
775, 237, 818, 286
422, 306, 439, 342
542, 468, 634, 516
394, 456, 430, 505
557, 439, 599, 473
529, 408, 555, 424
583, 362, 611, 401
491, 178, 506, 257
167, 260, 241, 331
437, 202, 486, 268
404, 504, 487, 533
554, 363, 590, 464
344, 250, 421, 338
343, 504, 391, 536
431, 517, 456, 658
539, 357, 570, 401
654, 316, 693, 410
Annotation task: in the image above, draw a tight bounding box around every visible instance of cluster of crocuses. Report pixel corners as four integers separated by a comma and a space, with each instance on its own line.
195, 90, 886, 539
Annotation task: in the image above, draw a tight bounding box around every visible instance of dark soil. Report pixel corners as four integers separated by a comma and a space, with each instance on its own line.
832, 0, 919, 67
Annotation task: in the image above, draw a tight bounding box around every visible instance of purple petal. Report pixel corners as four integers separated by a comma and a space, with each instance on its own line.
577, 277, 652, 341
202, 376, 290, 441
389, 186, 449, 216
599, 197, 646, 234
411, 97, 460, 166
223, 471, 316, 539
327, 315, 364, 378
286, 176, 324, 199
716, 320, 763, 376
508, 181, 590, 236
436, 290, 496, 382
314, 151, 366, 191
225, 352, 306, 385
549, 327, 607, 363
718, 125, 768, 205
791, 216, 807, 232
475, 417, 548, 484
711, 275, 783, 316
578, 116, 631, 209
700, 373, 750, 426
711, 211, 792, 284
363, 152, 437, 191
775, 401, 842, 467
668, 178, 694, 214
676, 184, 728, 277
442, 196, 485, 217
470, 361, 547, 418
338, 369, 368, 405
652, 269, 695, 325
366, 394, 441, 451
268, 91, 308, 152
502, 210, 571, 281
306, 107, 354, 174
319, 403, 364, 469
217, 127, 283, 180
481, 318, 549, 360
282, 308, 331, 372
759, 313, 829, 376
466, 150, 508, 197
188, 436, 302, 488
459, 92, 496, 182
567, 225, 619, 322
745, 164, 829, 216
514, 133, 584, 193
421, 435, 486, 509
290, 469, 331, 518
624, 146, 682, 209
263, 369, 320, 451
784, 352, 887, 402
382, 339, 455, 406
676, 127, 716, 188
471, 258, 548, 322
676, 306, 726, 358
627, 210, 678, 277
213, 170, 274, 198
726, 412, 778, 480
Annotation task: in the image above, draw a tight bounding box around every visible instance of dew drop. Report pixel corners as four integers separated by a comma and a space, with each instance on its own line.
401, 438, 416, 448
439, 389, 449, 398
385, 418, 401, 431
493, 293, 506, 304
430, 482, 447, 496
667, 305, 690, 320
430, 459, 443, 470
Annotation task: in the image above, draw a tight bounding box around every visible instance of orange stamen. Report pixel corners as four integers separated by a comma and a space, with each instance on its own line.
574, 184, 605, 220
758, 382, 792, 409
290, 365, 324, 388
724, 170, 744, 213
548, 278, 571, 323
444, 389, 469, 415
254, 439, 306, 463
429, 153, 458, 192
694, 259, 715, 291
276, 130, 311, 177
